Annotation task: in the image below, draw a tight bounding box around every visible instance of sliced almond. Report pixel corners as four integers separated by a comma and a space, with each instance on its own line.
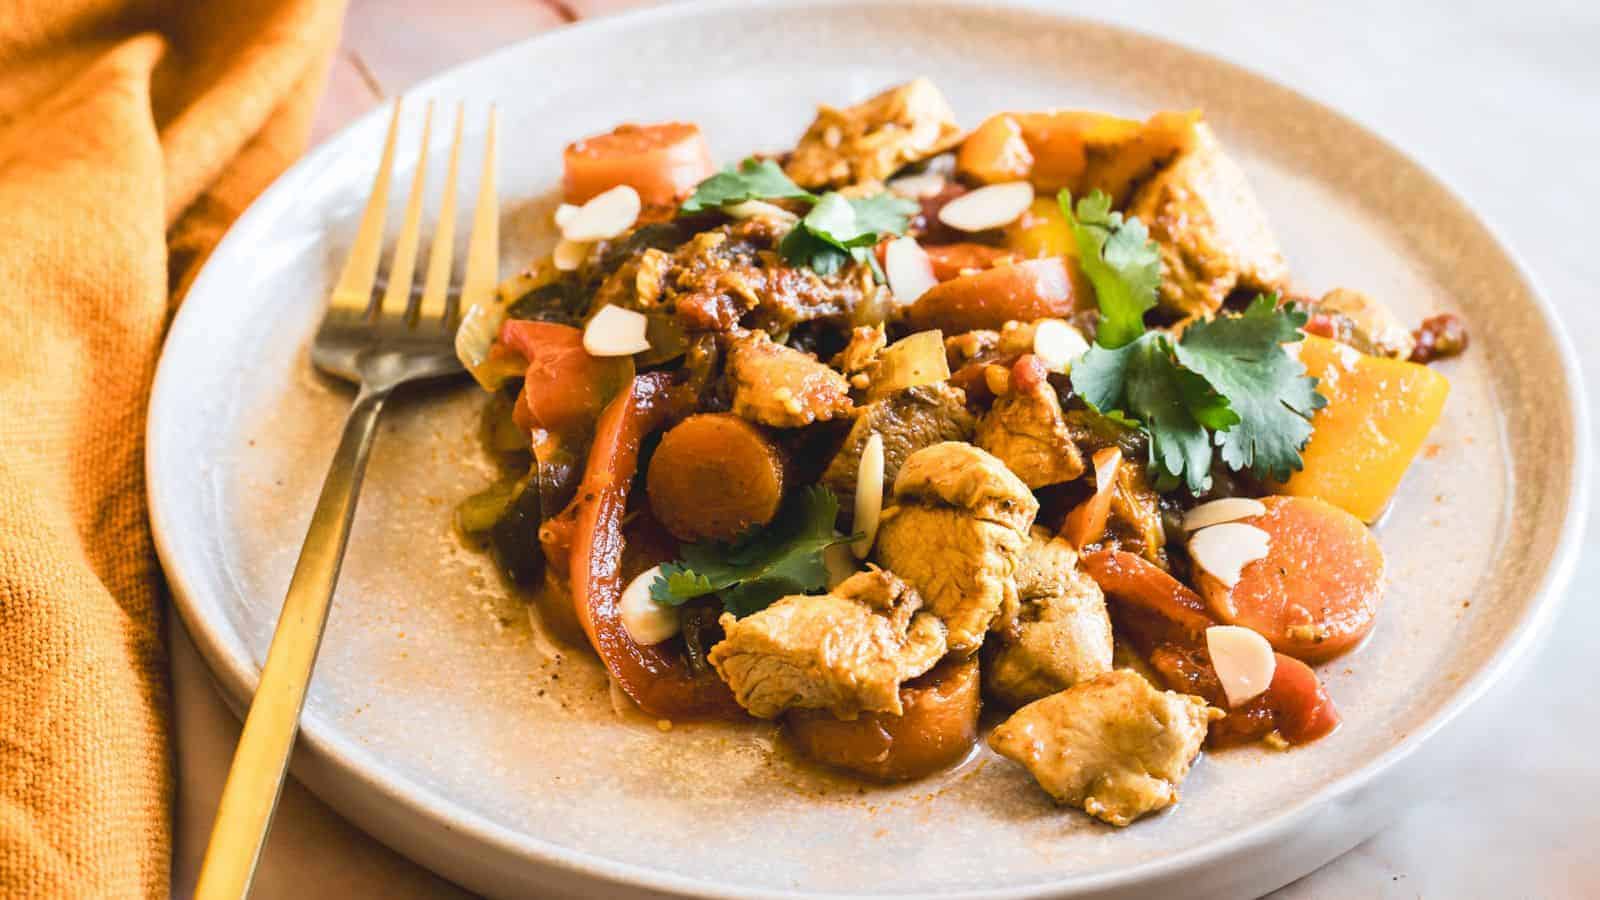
724, 199, 798, 223
884, 236, 938, 306
823, 540, 858, 589
1183, 497, 1268, 532
851, 433, 886, 559
1032, 318, 1090, 372
619, 564, 679, 645
887, 171, 946, 199
553, 238, 590, 272
553, 202, 581, 229
582, 304, 651, 357
937, 181, 1034, 232
1206, 625, 1277, 708
561, 184, 641, 242
1188, 522, 1271, 589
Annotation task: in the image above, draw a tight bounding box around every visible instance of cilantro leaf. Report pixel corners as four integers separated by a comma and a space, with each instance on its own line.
1175, 294, 1327, 482
779, 191, 918, 275
649, 486, 852, 617
1058, 189, 1161, 349
1074, 333, 1237, 493
680, 158, 815, 213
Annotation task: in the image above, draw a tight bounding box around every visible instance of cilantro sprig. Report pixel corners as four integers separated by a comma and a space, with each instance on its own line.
1062, 188, 1324, 492
679, 158, 815, 213
650, 486, 855, 617
679, 157, 915, 276
778, 192, 917, 276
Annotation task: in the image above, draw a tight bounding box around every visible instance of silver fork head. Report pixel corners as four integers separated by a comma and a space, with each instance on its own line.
311, 99, 499, 393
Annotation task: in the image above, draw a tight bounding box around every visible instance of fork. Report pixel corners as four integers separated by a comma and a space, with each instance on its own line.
194, 99, 498, 900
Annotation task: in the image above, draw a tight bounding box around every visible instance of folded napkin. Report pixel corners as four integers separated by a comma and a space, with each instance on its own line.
0, 1, 343, 894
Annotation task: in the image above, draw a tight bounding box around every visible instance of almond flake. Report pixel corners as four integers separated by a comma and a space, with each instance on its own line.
884, 236, 937, 306
619, 565, 679, 645
553, 203, 581, 229
937, 181, 1034, 232
1182, 497, 1268, 532
887, 172, 946, 199
1188, 522, 1270, 588
851, 433, 885, 559
561, 184, 641, 242
1032, 319, 1090, 372
582, 304, 651, 357
1206, 625, 1277, 707
823, 540, 857, 589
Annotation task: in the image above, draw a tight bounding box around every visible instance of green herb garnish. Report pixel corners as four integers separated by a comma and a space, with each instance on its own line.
679, 158, 815, 213
650, 486, 855, 617
778, 191, 918, 276
1059, 189, 1162, 349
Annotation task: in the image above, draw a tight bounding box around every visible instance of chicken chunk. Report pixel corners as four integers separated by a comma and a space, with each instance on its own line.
986, 528, 1113, 707
708, 567, 947, 719
989, 669, 1220, 826
976, 377, 1086, 489
786, 78, 965, 189
1128, 123, 1289, 317
727, 330, 854, 428
1312, 288, 1416, 360
874, 442, 1038, 653
822, 382, 976, 503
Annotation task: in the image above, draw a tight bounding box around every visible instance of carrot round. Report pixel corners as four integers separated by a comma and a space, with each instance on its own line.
562, 122, 715, 206
1197, 496, 1384, 663
785, 657, 979, 782
921, 242, 1014, 281
646, 413, 786, 543
908, 258, 1085, 333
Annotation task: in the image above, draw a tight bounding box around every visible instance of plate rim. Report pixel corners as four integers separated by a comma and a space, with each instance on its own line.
148, 1, 1593, 896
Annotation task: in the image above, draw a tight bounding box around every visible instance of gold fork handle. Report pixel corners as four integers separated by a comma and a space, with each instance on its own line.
195, 386, 391, 899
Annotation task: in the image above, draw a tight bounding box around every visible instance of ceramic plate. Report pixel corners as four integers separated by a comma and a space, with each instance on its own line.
148, 2, 1588, 897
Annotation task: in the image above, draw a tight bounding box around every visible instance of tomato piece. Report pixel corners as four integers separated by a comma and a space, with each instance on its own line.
499, 320, 633, 437
1267, 653, 1341, 743
562, 122, 715, 206
567, 373, 744, 720
908, 258, 1085, 333
1198, 495, 1384, 663
786, 657, 980, 782
921, 242, 1014, 281
1080, 549, 1215, 641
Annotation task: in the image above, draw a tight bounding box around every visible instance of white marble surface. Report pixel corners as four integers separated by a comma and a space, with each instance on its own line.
168, 1, 1600, 897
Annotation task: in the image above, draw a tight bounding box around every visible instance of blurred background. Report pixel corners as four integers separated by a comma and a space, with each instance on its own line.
172, 1, 1599, 897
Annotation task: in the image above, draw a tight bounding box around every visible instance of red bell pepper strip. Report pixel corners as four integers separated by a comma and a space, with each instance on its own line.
498, 320, 633, 436
566, 372, 744, 720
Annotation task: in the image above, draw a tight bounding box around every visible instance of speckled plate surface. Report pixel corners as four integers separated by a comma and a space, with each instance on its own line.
147, 2, 1588, 897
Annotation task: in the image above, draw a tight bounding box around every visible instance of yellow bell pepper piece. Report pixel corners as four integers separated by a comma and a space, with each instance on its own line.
1277, 336, 1449, 523
1005, 197, 1074, 259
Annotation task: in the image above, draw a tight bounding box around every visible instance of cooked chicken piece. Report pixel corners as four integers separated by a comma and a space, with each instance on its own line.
822, 382, 976, 503
976, 377, 1086, 489
1128, 123, 1289, 317
986, 528, 1113, 707
874, 442, 1038, 653
989, 669, 1220, 826
831, 324, 888, 375
727, 330, 854, 428
786, 78, 965, 189
1312, 288, 1416, 360
708, 567, 947, 719
606, 218, 877, 333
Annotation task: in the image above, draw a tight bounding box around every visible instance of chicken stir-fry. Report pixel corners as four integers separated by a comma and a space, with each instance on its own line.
457, 78, 1463, 824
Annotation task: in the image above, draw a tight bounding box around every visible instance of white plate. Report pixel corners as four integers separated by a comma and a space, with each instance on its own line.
148, 2, 1588, 897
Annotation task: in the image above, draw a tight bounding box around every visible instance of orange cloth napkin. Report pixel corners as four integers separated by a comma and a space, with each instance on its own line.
0, 2, 344, 895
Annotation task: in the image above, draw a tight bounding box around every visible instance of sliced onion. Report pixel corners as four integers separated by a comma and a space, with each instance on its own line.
724, 199, 798, 223
455, 300, 510, 389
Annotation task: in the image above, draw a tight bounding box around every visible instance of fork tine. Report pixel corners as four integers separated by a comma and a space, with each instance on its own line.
417, 104, 464, 325
331, 100, 402, 314
378, 101, 432, 320
454, 105, 500, 327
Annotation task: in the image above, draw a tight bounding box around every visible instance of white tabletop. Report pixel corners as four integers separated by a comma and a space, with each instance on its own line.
168, 1, 1600, 896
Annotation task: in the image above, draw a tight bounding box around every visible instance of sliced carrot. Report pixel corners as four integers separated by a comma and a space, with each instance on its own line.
1062, 447, 1122, 551
785, 657, 979, 782
562, 122, 715, 206
908, 258, 1086, 333
646, 413, 786, 543
1150, 644, 1339, 747
1197, 495, 1384, 664
1080, 549, 1214, 641
921, 242, 1015, 281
